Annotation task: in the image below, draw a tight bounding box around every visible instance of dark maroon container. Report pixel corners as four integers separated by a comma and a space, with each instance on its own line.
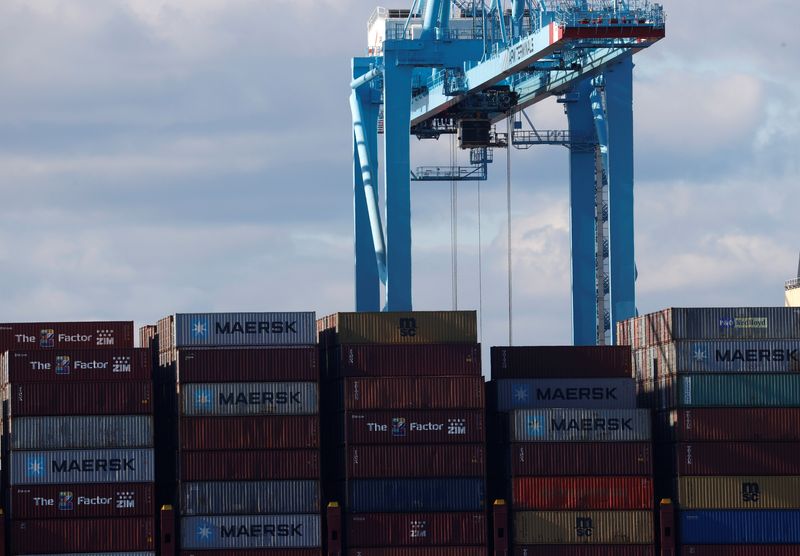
490, 346, 632, 378
3, 349, 152, 383
345, 549, 486, 556
7, 382, 153, 417
659, 408, 800, 442
0, 321, 134, 352
182, 552, 321, 556
671, 442, 800, 476
339, 377, 485, 410
342, 410, 485, 445
177, 347, 319, 382
180, 450, 320, 481
680, 547, 800, 556
346, 512, 487, 546
11, 517, 155, 553
326, 344, 481, 378
9, 483, 154, 519
179, 416, 319, 450
514, 548, 655, 556
342, 445, 485, 478
508, 443, 653, 476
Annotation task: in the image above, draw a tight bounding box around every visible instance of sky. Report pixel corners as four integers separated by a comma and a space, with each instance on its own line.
0, 0, 798, 354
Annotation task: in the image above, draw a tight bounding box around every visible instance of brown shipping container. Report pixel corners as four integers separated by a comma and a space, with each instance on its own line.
3, 349, 152, 383
0, 321, 134, 352
514, 548, 655, 556
672, 443, 800, 476
181, 552, 322, 556
318, 311, 477, 346
339, 377, 485, 410
9, 483, 155, 519
11, 517, 155, 553
490, 346, 632, 378
177, 347, 318, 382
345, 549, 486, 556
514, 511, 654, 544
6, 382, 153, 417
139, 324, 157, 349
660, 408, 800, 441
342, 410, 485, 445
180, 450, 320, 481
346, 513, 487, 546
179, 416, 319, 450
343, 445, 485, 478
509, 443, 652, 476
512, 477, 654, 510
680, 547, 800, 556
677, 476, 800, 509
326, 344, 481, 377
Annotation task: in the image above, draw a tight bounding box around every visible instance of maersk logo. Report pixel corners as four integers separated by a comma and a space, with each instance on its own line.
220, 523, 304, 538
27, 456, 46, 477
513, 385, 530, 403
214, 321, 298, 335
191, 319, 210, 338
691, 345, 709, 362
195, 390, 213, 407
196, 522, 214, 541
552, 417, 633, 431
716, 348, 798, 363
526, 416, 545, 436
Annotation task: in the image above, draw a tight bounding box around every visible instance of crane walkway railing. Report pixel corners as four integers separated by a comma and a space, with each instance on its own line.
786, 278, 800, 291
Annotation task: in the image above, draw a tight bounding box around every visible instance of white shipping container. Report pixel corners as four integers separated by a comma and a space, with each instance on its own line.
511, 408, 651, 442
170, 313, 316, 348
180, 383, 318, 416
9, 416, 153, 450
9, 449, 155, 485
180, 514, 321, 549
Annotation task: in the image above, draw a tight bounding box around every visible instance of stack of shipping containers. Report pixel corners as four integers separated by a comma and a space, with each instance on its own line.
153, 312, 323, 556
0, 322, 157, 555
489, 346, 656, 555
619, 307, 800, 554
318, 311, 488, 556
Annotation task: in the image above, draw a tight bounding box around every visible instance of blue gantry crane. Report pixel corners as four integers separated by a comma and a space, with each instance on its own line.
350, 0, 665, 344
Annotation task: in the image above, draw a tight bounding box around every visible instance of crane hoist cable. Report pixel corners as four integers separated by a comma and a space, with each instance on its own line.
450, 133, 459, 310
477, 167, 484, 345
506, 116, 513, 346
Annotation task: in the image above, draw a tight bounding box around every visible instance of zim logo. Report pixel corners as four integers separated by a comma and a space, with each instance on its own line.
398, 318, 417, 337
447, 419, 467, 435
575, 517, 594, 537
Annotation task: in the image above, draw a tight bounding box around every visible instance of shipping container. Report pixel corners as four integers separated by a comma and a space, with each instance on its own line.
513, 548, 655, 556
676, 476, 800, 509
650, 374, 800, 408
340, 410, 485, 445
345, 513, 487, 546
325, 344, 481, 378
176, 348, 318, 382
512, 477, 654, 510
513, 510, 654, 544
179, 450, 320, 481
9, 448, 155, 485
510, 409, 651, 442
11, 517, 155, 554
679, 547, 800, 556
179, 514, 321, 549
179, 416, 319, 450
670, 443, 800, 476
139, 324, 157, 349
180, 480, 320, 515
346, 478, 485, 513
337, 377, 485, 410
180, 382, 318, 416
678, 510, 800, 544
26, 554, 155, 556
494, 378, 636, 410
2, 348, 151, 383
181, 552, 320, 556
340, 445, 485, 478
162, 312, 316, 349
658, 408, 800, 442
490, 346, 632, 378
9, 483, 155, 519
344, 550, 485, 556
318, 311, 477, 345
508, 442, 652, 476
8, 415, 153, 450
0, 321, 134, 352
6, 382, 153, 417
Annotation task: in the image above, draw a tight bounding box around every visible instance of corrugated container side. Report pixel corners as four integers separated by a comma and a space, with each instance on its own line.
177, 347, 319, 382
671, 442, 800, 476
339, 377, 485, 410
6, 382, 153, 417
347, 478, 486, 513
11, 517, 155, 553
25, 553, 155, 556
679, 547, 800, 556
511, 409, 651, 442
179, 515, 321, 549
490, 346, 632, 378
512, 477, 654, 510
513, 548, 655, 556
180, 383, 318, 416
676, 476, 800, 509
669, 307, 800, 343
9, 483, 155, 519
345, 513, 487, 546
325, 344, 481, 378
678, 510, 800, 544
341, 410, 485, 445
180, 552, 320, 556
652, 374, 800, 408
319, 311, 477, 345
3, 348, 151, 383
171, 312, 317, 348
0, 321, 135, 352
341, 445, 485, 478
180, 480, 320, 515
514, 510, 654, 544
179, 416, 319, 450
508, 442, 653, 476
659, 408, 800, 442
10, 449, 155, 485
179, 450, 320, 481
9, 416, 153, 450
342, 550, 485, 556
494, 378, 637, 410
139, 324, 157, 349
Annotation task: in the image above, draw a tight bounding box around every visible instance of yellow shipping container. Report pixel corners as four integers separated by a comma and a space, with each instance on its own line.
678, 476, 800, 509
318, 311, 477, 345
514, 511, 654, 544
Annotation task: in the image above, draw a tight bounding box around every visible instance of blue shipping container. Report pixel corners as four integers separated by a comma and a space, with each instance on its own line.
679, 510, 800, 544
173, 313, 316, 347
495, 379, 636, 410
348, 478, 485, 513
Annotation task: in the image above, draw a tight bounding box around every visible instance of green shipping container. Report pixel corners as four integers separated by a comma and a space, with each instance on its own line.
514, 511, 654, 544
654, 374, 800, 408
318, 311, 477, 345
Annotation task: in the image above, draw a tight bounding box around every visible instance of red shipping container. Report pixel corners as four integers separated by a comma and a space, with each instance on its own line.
177, 347, 319, 382
490, 346, 632, 378
509, 443, 653, 476
512, 477, 654, 510
326, 344, 481, 377
339, 377, 485, 410
342, 445, 485, 478
11, 517, 155, 553
180, 450, 320, 481
2, 349, 152, 383
346, 513, 487, 546
661, 408, 800, 442
680, 547, 800, 556
9, 483, 154, 519
672, 442, 800, 476
179, 416, 319, 450
182, 552, 321, 556
7, 382, 153, 417
0, 321, 134, 352
345, 549, 486, 556
514, 547, 655, 556
342, 410, 485, 445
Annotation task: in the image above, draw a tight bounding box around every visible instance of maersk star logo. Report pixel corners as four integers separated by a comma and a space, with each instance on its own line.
195, 390, 213, 407
191, 319, 210, 338
527, 416, 545, 436
196, 523, 214, 541
692, 346, 708, 363
513, 385, 530, 403
27, 456, 45, 477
